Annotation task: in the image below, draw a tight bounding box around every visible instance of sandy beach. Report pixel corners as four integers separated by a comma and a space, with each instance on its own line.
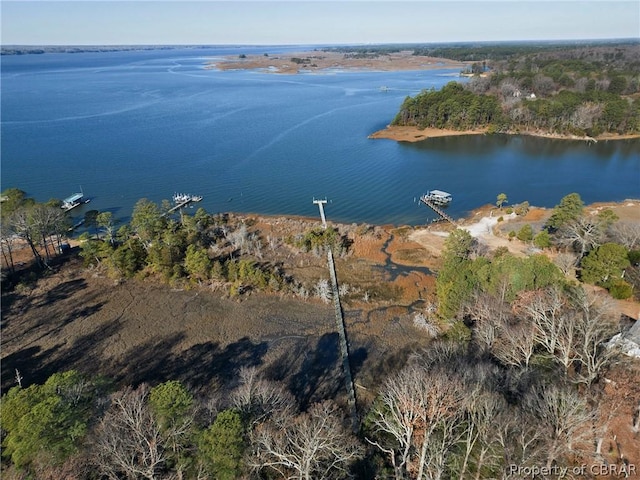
369, 125, 640, 143
368, 125, 488, 142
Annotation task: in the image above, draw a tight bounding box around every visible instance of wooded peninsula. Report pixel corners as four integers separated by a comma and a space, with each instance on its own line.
364, 41, 640, 140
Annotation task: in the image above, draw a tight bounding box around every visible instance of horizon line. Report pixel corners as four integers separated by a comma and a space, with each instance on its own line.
3, 37, 639, 48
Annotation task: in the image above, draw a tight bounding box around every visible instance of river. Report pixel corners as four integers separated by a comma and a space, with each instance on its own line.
2, 46, 638, 226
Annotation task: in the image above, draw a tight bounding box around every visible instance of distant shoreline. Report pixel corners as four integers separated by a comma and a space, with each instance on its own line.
369, 125, 640, 143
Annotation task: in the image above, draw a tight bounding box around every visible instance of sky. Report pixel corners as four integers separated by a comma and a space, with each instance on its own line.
1, 0, 639, 46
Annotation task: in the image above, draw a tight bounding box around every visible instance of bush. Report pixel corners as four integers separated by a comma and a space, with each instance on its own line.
295, 227, 349, 255
515, 201, 530, 216
533, 230, 552, 249
609, 279, 633, 299
444, 320, 471, 343
516, 224, 534, 242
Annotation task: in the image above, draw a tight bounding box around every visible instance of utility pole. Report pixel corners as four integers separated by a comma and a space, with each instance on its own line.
313, 198, 328, 229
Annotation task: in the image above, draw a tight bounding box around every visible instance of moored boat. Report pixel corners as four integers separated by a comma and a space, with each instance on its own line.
173, 193, 203, 204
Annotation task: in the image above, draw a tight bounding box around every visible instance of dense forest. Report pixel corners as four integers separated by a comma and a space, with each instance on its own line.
368, 42, 640, 137
330, 42, 640, 137
2, 186, 640, 478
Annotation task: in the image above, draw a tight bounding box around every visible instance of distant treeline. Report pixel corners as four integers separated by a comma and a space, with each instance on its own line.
1, 45, 225, 55
329, 39, 640, 63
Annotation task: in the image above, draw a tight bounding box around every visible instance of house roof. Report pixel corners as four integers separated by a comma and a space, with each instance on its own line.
63, 193, 83, 204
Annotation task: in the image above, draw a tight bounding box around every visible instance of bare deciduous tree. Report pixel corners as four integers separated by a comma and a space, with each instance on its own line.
465, 291, 511, 353
609, 221, 640, 250
570, 102, 604, 130
251, 401, 362, 480
556, 216, 606, 258
525, 384, 596, 469
554, 252, 579, 275
367, 363, 465, 480
569, 289, 619, 385
492, 319, 537, 368
532, 74, 555, 96
92, 385, 165, 480
513, 288, 567, 358
228, 223, 246, 248
496, 408, 547, 476
456, 390, 506, 480
413, 312, 439, 338
10, 208, 44, 268
231, 366, 296, 427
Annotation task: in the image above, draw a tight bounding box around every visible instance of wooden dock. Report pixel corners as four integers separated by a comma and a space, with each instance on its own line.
420, 195, 456, 225
166, 195, 202, 215
327, 248, 358, 432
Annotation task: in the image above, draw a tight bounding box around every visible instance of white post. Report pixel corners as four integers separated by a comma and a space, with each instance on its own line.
313, 198, 328, 229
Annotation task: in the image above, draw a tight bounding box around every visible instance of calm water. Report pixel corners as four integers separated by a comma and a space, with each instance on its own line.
2, 47, 639, 226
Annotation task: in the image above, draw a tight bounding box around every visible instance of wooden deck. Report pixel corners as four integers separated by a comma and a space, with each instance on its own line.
419, 195, 456, 225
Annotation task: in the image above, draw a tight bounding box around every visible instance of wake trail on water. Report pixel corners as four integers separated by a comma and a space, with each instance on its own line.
242, 99, 386, 163
1, 100, 162, 125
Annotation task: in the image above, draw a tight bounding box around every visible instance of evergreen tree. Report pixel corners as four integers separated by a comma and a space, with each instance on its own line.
580, 242, 630, 288
198, 409, 245, 480
496, 193, 508, 209
0, 371, 101, 469
546, 193, 584, 230
436, 229, 477, 319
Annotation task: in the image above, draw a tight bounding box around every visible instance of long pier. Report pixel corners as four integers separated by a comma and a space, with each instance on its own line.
419, 195, 456, 225
327, 248, 359, 432
313, 197, 358, 431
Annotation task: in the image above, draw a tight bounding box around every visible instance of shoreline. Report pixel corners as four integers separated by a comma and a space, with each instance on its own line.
369, 125, 640, 143
218, 198, 640, 232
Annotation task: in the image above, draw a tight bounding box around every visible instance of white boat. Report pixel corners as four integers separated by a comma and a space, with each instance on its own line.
422, 190, 452, 205
172, 193, 203, 204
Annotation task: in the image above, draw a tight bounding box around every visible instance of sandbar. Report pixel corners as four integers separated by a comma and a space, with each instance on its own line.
369, 125, 487, 142
369, 125, 640, 143
208, 50, 468, 74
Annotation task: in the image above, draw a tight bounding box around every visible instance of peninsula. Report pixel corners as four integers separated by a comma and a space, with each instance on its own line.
374, 42, 640, 142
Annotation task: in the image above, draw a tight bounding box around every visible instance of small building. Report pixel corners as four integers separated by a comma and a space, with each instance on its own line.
424, 190, 453, 205
61, 193, 83, 210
